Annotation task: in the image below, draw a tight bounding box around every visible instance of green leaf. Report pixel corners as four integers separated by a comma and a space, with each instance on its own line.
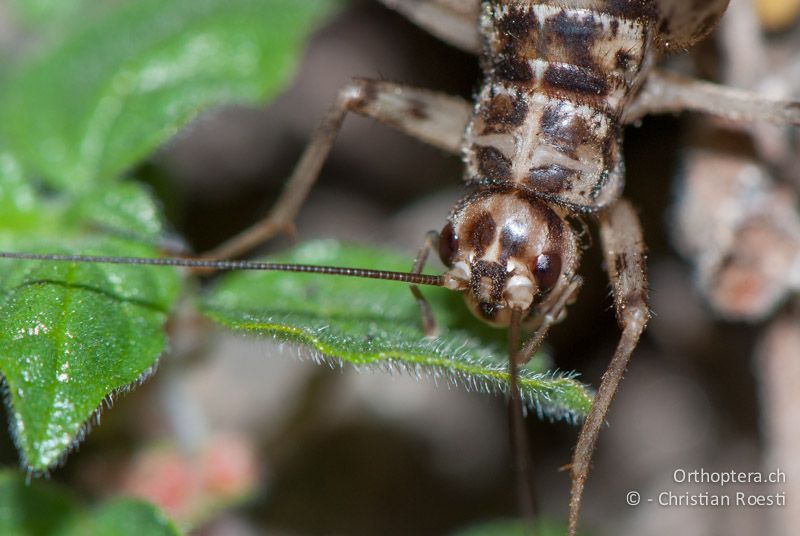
0, 470, 180, 536
202, 241, 592, 421
0, 469, 80, 536
0, 152, 39, 226
0, 0, 342, 191
6, 0, 94, 28
60, 498, 180, 536
0, 181, 181, 472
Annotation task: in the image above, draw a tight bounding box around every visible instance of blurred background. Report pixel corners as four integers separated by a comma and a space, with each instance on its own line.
1, 0, 799, 534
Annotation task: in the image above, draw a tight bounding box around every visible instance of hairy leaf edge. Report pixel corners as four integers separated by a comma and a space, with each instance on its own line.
203, 310, 593, 423
1, 357, 162, 475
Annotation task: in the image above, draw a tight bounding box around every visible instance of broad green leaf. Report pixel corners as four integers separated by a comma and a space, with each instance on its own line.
0, 470, 180, 536
0, 0, 341, 191
0, 181, 180, 472
66, 181, 167, 240
7, 0, 94, 28
202, 241, 592, 421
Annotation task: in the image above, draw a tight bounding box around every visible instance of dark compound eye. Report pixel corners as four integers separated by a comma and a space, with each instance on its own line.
533, 252, 561, 291
438, 222, 458, 267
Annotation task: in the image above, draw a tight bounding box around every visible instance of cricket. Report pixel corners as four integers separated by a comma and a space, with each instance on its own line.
2, 1, 800, 534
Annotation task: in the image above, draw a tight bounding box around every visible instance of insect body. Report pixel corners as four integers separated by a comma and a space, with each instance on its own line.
4, 0, 800, 534
439, 2, 661, 528
449, 2, 657, 328
466, 3, 646, 210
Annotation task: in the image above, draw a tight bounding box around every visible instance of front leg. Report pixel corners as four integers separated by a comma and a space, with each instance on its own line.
409, 230, 441, 338
206, 78, 471, 259
567, 200, 650, 536
517, 275, 583, 365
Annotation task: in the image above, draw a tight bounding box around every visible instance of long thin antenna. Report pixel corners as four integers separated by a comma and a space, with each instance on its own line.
0, 252, 444, 287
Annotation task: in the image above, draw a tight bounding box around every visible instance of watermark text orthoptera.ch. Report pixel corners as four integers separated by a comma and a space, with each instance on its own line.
673, 467, 786, 487
626, 467, 788, 508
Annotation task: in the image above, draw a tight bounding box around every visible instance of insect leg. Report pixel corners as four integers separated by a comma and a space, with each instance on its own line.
624, 70, 800, 126
205, 78, 471, 259
377, 0, 481, 55
567, 200, 650, 536
516, 276, 583, 365
410, 230, 441, 337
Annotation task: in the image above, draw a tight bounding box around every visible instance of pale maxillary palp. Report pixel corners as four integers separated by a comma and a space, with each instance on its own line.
443, 260, 470, 290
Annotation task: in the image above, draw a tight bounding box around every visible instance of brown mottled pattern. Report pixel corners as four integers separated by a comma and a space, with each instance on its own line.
476, 92, 529, 134
465, 211, 498, 256
539, 104, 593, 159
470, 260, 508, 319
473, 145, 512, 181
445, 189, 580, 322
528, 164, 578, 193
464, 0, 657, 210
541, 63, 610, 99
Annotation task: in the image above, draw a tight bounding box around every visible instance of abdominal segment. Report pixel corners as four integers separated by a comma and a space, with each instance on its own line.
464, 1, 657, 210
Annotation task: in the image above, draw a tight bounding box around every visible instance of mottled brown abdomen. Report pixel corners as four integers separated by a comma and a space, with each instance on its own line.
464, 0, 657, 211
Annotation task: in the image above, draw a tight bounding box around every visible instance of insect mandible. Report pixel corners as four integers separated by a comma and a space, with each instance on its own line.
4, 1, 800, 534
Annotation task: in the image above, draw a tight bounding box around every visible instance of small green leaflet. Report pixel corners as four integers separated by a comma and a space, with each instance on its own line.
0, 469, 180, 536
0, 0, 343, 471
1, 0, 342, 191
202, 241, 593, 421
0, 177, 180, 472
